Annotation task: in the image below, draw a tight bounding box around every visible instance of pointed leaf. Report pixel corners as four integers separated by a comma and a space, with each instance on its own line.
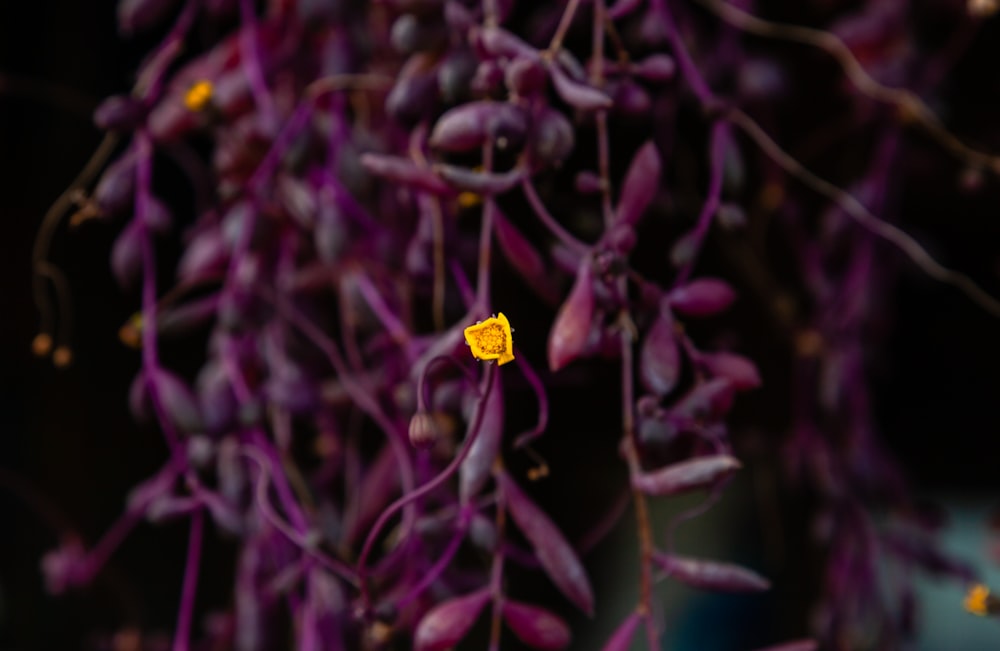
667, 278, 736, 317
616, 142, 661, 227
150, 369, 204, 433
111, 221, 143, 289
700, 352, 761, 390
548, 261, 595, 372
360, 153, 453, 195
640, 309, 680, 396
501, 600, 571, 650
497, 472, 595, 614
602, 612, 641, 651
655, 553, 770, 592
414, 589, 491, 651
460, 379, 504, 502
632, 454, 741, 497
550, 66, 613, 111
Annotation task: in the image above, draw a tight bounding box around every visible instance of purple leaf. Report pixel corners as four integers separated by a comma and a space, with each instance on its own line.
506, 56, 548, 97
667, 278, 736, 317
178, 228, 228, 282
632, 54, 677, 82
476, 26, 539, 60
150, 369, 204, 433
700, 351, 761, 390
632, 454, 741, 497
93, 95, 146, 131
548, 261, 595, 372
111, 221, 143, 289
550, 66, 613, 111
414, 589, 491, 651
529, 107, 575, 167
655, 553, 770, 592
94, 153, 136, 216
360, 153, 453, 195
460, 379, 504, 502
497, 471, 595, 614
672, 378, 735, 421
640, 308, 680, 396
435, 165, 524, 195
616, 142, 661, 227
601, 612, 641, 651
430, 101, 528, 152
501, 600, 572, 650
494, 207, 557, 302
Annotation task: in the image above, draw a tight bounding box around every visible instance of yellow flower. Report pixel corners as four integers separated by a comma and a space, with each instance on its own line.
464, 312, 515, 365
964, 584, 990, 616
184, 80, 214, 112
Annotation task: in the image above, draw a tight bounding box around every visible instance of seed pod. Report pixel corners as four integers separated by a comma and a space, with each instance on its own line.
616, 141, 661, 227
501, 600, 571, 650
667, 278, 736, 317
655, 553, 770, 592
408, 411, 439, 449
699, 351, 761, 390
360, 153, 453, 195
414, 589, 491, 651
550, 66, 613, 111
111, 221, 144, 289
548, 260, 595, 372
497, 471, 595, 615
640, 308, 680, 396
632, 454, 741, 497
601, 612, 641, 651
93, 95, 146, 131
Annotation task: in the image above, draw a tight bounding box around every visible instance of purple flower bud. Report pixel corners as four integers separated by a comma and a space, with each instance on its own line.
360, 153, 453, 195
93, 95, 147, 131
111, 221, 144, 289
118, 0, 181, 34
150, 369, 204, 433
631, 54, 677, 82
640, 308, 680, 396
497, 471, 595, 615
632, 454, 741, 496
548, 261, 595, 372
429, 101, 528, 152
501, 600, 572, 650
667, 278, 736, 317
506, 56, 547, 97
94, 153, 136, 216
550, 66, 613, 112
414, 589, 491, 651
435, 165, 524, 195
616, 141, 661, 229
460, 380, 504, 502
178, 228, 229, 283
408, 411, 439, 449
655, 553, 771, 592
602, 612, 641, 651
699, 351, 761, 390
528, 107, 575, 167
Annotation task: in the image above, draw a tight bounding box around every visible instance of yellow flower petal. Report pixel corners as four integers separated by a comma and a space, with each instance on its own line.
965, 584, 990, 616
464, 312, 515, 365
184, 80, 214, 112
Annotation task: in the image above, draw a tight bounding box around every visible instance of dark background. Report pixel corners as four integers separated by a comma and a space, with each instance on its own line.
4, 1, 1000, 649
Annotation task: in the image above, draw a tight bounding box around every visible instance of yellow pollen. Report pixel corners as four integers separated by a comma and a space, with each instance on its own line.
184, 80, 214, 112
463, 312, 515, 365
458, 192, 482, 209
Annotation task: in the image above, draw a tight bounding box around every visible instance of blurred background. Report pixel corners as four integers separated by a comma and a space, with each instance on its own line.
4, 1, 1000, 649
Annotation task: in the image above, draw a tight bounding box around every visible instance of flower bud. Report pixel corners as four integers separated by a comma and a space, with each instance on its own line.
408, 411, 439, 449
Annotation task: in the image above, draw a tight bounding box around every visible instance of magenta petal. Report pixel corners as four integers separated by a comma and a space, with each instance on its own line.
414, 589, 491, 651
497, 472, 595, 615
632, 454, 741, 497
655, 553, 770, 592
501, 600, 572, 650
